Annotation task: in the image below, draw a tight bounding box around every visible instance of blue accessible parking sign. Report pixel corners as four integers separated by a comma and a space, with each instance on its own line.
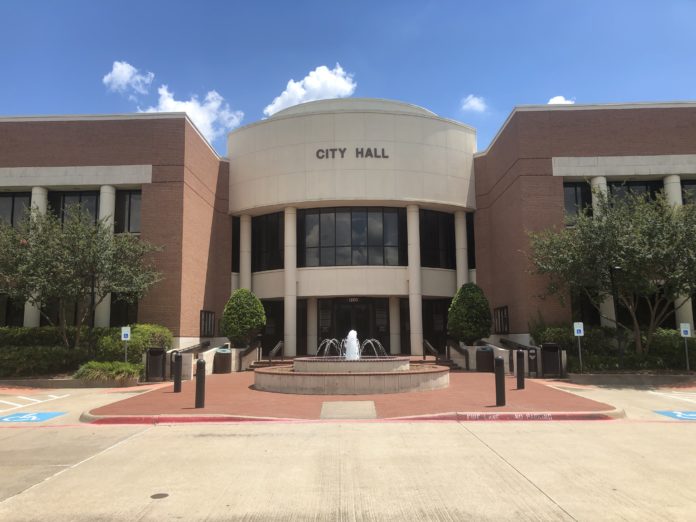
655, 411, 696, 421
0, 412, 65, 423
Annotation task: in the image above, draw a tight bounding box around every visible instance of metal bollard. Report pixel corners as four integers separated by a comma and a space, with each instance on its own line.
195, 359, 206, 408
494, 356, 506, 406
173, 352, 182, 393
516, 350, 525, 390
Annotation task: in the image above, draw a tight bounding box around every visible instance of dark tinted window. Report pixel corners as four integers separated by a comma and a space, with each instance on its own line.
419, 210, 455, 269
608, 180, 662, 201
298, 207, 407, 267
563, 182, 592, 219
252, 212, 284, 272
0, 193, 30, 227
231, 216, 240, 272
49, 191, 100, 224
114, 190, 141, 233
682, 181, 696, 205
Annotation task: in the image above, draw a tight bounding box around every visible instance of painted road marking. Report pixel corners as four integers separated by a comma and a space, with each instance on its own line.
655, 411, 696, 421
649, 391, 696, 405
0, 394, 70, 413
0, 412, 66, 423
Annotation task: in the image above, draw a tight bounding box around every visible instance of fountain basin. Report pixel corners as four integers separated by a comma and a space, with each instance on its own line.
254, 363, 449, 395
293, 356, 410, 374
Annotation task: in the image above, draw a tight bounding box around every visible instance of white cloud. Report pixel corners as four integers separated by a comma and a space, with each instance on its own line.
460, 94, 487, 112
142, 85, 244, 143
548, 95, 575, 105
263, 63, 356, 117
102, 61, 154, 95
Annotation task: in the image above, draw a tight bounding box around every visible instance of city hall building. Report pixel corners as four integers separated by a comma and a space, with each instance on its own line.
1, 99, 695, 354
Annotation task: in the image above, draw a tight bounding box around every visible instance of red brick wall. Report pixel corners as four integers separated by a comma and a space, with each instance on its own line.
475, 106, 696, 334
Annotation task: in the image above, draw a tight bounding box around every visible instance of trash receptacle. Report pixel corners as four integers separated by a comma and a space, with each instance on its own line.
476, 346, 494, 373
213, 348, 233, 374
541, 343, 561, 377
146, 348, 166, 382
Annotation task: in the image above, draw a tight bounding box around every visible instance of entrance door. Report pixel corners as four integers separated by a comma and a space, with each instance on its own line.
334, 300, 371, 340
317, 298, 389, 349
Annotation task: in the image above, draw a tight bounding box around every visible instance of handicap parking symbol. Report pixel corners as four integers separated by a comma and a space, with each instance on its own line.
0, 412, 65, 423
655, 410, 696, 421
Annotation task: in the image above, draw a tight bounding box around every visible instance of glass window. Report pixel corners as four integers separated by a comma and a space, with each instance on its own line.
608, 181, 662, 201
466, 212, 476, 270
320, 211, 335, 246
49, 191, 100, 224
252, 212, 284, 272
419, 210, 455, 269
682, 181, 696, 205
351, 209, 367, 246
231, 216, 240, 272
0, 193, 30, 227
114, 190, 141, 233
563, 182, 592, 218
298, 208, 407, 267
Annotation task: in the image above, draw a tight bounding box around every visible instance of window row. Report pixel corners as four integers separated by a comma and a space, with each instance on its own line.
298, 208, 407, 267
0, 190, 141, 233
241, 208, 471, 272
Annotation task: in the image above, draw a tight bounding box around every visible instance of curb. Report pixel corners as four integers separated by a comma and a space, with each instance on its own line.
81, 408, 625, 425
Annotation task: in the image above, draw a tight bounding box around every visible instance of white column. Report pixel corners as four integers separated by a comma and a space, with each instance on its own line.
239, 214, 252, 290
664, 174, 694, 329
307, 297, 318, 355
284, 207, 297, 357
406, 205, 423, 356
590, 176, 617, 327
94, 185, 116, 327
389, 296, 401, 355
454, 210, 468, 288
23, 187, 48, 327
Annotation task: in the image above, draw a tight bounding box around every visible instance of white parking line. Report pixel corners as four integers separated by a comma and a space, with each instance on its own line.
0, 394, 70, 414
17, 396, 42, 403
649, 391, 696, 405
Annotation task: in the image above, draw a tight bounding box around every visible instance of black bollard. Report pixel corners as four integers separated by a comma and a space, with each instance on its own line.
516, 350, 525, 390
195, 359, 206, 408
494, 356, 506, 406
173, 352, 182, 393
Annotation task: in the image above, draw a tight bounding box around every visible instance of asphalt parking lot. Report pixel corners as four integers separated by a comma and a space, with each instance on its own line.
0, 381, 694, 521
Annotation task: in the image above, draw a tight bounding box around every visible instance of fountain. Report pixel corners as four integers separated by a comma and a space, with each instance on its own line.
254, 330, 449, 395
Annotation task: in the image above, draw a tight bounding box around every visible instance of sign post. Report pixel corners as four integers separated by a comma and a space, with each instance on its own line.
680, 323, 691, 372
121, 326, 131, 363
573, 322, 584, 373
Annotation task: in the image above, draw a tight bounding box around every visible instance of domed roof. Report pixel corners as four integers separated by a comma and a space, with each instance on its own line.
271, 98, 437, 118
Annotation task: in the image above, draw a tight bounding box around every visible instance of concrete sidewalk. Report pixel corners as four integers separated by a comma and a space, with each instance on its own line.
87, 371, 617, 423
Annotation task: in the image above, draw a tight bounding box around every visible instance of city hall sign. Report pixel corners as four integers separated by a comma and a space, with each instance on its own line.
315, 147, 389, 159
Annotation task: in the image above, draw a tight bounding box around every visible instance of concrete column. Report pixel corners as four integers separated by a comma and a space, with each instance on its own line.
664, 174, 694, 329
454, 210, 468, 288
94, 185, 116, 327
590, 176, 617, 327
307, 297, 318, 355
406, 205, 423, 356
23, 188, 48, 327
389, 296, 401, 355
284, 207, 297, 357
239, 214, 252, 290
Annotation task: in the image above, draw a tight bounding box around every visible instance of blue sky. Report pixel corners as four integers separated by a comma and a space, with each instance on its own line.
1, 0, 695, 154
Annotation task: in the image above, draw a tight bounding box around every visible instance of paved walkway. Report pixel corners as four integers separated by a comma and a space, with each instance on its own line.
90, 371, 613, 421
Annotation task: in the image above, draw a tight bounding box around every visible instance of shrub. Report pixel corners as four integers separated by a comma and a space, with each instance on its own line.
94, 324, 173, 364
0, 345, 89, 377
74, 361, 142, 383
447, 283, 492, 345
221, 289, 266, 347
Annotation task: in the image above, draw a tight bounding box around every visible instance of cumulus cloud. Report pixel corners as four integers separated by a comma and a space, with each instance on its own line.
460, 94, 487, 112
548, 95, 575, 105
102, 61, 154, 95
142, 85, 244, 143
263, 63, 356, 117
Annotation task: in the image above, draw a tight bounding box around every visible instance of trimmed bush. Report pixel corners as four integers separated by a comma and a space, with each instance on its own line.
448, 283, 492, 345
74, 361, 142, 383
0, 345, 89, 378
94, 324, 173, 364
221, 289, 266, 347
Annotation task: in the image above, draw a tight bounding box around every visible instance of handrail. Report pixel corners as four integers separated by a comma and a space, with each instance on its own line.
173, 340, 211, 354
268, 341, 284, 363
446, 339, 467, 357
499, 338, 538, 351
423, 339, 439, 361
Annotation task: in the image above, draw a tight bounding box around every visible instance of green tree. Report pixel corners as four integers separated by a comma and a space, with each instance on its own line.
448, 283, 492, 345
529, 190, 696, 354
0, 205, 161, 349
220, 289, 266, 347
